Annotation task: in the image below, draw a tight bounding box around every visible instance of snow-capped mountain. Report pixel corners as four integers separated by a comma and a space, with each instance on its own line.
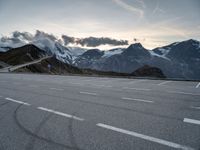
73, 39, 200, 80
1, 31, 200, 80
0, 31, 87, 64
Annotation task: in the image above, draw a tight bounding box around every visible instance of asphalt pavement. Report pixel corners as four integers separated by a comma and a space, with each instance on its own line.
0, 73, 199, 150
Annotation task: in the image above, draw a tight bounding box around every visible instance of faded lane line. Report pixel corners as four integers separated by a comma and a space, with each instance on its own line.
80, 91, 97, 96
97, 123, 194, 150
190, 106, 200, 110
92, 84, 112, 88
5, 97, 30, 106
168, 91, 200, 96
122, 97, 154, 103
69, 82, 83, 85
50, 88, 64, 91
158, 81, 171, 86
170, 91, 200, 96
37, 107, 84, 121
123, 87, 151, 91
183, 118, 200, 125
196, 82, 200, 88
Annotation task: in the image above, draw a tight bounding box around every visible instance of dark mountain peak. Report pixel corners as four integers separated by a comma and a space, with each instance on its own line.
171, 39, 200, 48
23, 44, 37, 48
185, 39, 199, 44
153, 39, 200, 56
164, 39, 200, 61
81, 49, 104, 59
129, 43, 144, 49
0, 44, 46, 65
122, 43, 150, 57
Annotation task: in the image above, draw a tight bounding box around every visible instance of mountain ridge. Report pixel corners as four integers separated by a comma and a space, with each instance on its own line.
0, 36, 200, 80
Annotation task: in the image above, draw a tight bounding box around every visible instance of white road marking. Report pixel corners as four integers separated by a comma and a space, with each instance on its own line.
158, 81, 171, 86
37, 107, 84, 121
97, 123, 194, 150
5, 97, 30, 106
183, 118, 200, 125
122, 97, 154, 103
123, 87, 151, 91
190, 106, 200, 110
80, 91, 97, 96
50, 88, 64, 91
195, 82, 200, 88
168, 91, 200, 96
69, 82, 82, 85
92, 84, 112, 88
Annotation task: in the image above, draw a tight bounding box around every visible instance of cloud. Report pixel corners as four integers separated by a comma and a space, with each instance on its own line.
62, 35, 129, 47
0, 30, 129, 50
35, 30, 57, 41
12, 31, 33, 41
112, 0, 144, 17
62, 35, 75, 45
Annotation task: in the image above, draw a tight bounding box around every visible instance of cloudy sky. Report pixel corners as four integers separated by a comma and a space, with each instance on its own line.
0, 0, 200, 49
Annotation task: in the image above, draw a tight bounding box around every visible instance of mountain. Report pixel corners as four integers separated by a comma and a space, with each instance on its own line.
0, 44, 132, 77
1, 33, 199, 80
0, 31, 87, 64
0, 44, 46, 65
74, 40, 200, 80
73, 43, 151, 73
150, 39, 200, 79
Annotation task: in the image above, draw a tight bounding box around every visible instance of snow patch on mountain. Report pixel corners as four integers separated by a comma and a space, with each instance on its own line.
103, 48, 124, 58
149, 50, 171, 61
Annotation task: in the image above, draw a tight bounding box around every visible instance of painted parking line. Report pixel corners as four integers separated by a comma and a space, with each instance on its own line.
195, 82, 200, 88
80, 91, 98, 96
183, 118, 200, 125
5, 97, 30, 106
168, 91, 200, 96
158, 81, 171, 86
92, 84, 113, 88
123, 87, 151, 91
37, 107, 84, 121
190, 106, 200, 110
50, 88, 64, 91
69, 82, 83, 85
122, 97, 154, 103
97, 123, 194, 150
